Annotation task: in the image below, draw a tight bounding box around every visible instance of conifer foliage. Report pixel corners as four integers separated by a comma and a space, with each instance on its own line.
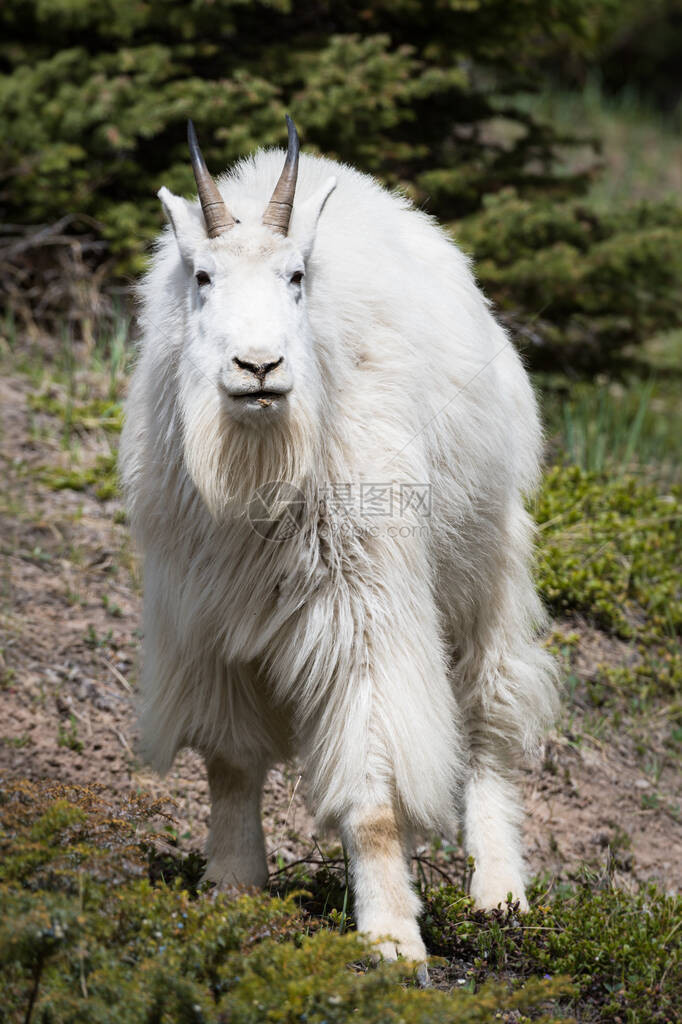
1, 0, 680, 366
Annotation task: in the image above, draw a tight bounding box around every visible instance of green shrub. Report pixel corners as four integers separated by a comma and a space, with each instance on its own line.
589, 650, 682, 709
571, 0, 682, 110
535, 466, 681, 640
2, 779, 679, 1023
534, 464, 681, 717
457, 195, 682, 367
0, 0, 597, 274
0, 780, 572, 1023
423, 879, 681, 1023
5, 0, 682, 369
0, 1, 593, 247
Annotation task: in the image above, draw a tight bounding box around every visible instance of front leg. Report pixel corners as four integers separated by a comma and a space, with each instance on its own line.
341, 803, 426, 963
278, 524, 461, 963
204, 755, 269, 889
464, 766, 529, 912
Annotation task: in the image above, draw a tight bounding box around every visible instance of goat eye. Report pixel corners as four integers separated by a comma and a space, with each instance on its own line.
290, 271, 304, 286
195, 270, 211, 287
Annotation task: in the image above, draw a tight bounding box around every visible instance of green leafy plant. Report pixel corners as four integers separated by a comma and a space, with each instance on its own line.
456, 195, 682, 368
56, 714, 83, 754
2, 780, 679, 1023
423, 878, 681, 1023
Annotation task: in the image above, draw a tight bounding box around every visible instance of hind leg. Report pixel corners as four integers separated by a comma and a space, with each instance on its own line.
463, 759, 528, 911
452, 507, 558, 911
459, 636, 556, 911
204, 754, 269, 889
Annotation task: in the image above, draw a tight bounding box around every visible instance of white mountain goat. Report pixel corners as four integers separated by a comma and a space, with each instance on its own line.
120, 116, 558, 964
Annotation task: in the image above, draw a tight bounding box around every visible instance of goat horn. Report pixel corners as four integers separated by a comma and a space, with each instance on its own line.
262, 115, 300, 236
187, 119, 236, 238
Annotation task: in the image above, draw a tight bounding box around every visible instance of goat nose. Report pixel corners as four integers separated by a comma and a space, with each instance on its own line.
233, 356, 283, 382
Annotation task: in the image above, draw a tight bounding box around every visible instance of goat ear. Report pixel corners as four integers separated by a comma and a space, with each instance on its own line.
158, 187, 205, 264
294, 176, 337, 262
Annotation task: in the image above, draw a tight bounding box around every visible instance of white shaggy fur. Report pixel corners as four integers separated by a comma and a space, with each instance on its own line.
120, 143, 559, 962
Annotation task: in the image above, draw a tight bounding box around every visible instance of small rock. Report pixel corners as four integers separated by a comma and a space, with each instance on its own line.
76, 680, 96, 702
634, 779, 650, 790
55, 693, 73, 715
615, 852, 633, 871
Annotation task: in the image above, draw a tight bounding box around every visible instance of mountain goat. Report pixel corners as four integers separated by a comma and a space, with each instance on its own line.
120, 116, 558, 965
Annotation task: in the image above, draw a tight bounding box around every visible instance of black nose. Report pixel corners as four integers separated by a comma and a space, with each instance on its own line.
233, 356, 283, 383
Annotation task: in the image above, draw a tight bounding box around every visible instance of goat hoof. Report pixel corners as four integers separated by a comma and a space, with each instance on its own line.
367, 930, 427, 966
369, 942, 429, 986
415, 961, 430, 988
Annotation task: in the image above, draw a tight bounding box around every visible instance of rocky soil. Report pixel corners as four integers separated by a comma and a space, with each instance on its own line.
2, 371, 680, 893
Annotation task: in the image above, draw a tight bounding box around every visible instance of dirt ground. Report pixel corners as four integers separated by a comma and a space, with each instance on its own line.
1, 370, 680, 893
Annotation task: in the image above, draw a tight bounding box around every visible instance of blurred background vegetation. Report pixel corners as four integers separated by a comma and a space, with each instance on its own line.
1, 0, 681, 373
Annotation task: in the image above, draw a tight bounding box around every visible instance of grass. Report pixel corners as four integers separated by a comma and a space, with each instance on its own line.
27, 393, 123, 436
540, 371, 681, 480
38, 451, 119, 501
1, 307, 132, 409
515, 77, 682, 210
538, 327, 682, 481
1, 310, 130, 502
56, 715, 84, 754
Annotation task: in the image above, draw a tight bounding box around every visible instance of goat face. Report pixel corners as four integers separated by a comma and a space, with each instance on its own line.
182, 228, 315, 427
155, 120, 336, 515
160, 219, 333, 515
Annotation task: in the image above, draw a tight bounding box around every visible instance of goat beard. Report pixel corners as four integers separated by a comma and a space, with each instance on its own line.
180, 380, 323, 520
